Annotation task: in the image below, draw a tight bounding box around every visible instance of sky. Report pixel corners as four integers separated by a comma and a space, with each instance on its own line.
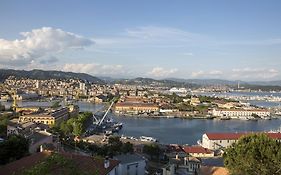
0, 0, 281, 81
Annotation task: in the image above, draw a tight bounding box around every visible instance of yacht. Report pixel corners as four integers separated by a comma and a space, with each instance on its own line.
140, 136, 157, 142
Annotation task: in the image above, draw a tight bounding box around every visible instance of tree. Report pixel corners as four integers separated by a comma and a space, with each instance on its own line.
51, 101, 61, 109
143, 144, 161, 160
121, 142, 134, 154
224, 133, 281, 175
108, 136, 123, 156
0, 135, 29, 165
60, 121, 72, 135
72, 122, 83, 136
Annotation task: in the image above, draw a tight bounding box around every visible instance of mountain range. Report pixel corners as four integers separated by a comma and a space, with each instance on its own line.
0, 69, 104, 84
1, 69, 281, 88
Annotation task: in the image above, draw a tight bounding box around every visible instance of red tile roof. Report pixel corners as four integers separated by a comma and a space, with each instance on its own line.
200, 166, 229, 175
205, 132, 281, 140
0, 151, 120, 175
183, 146, 213, 154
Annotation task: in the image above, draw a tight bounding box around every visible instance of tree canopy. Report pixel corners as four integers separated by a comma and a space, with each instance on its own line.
0, 135, 29, 165
223, 133, 281, 175
143, 143, 161, 160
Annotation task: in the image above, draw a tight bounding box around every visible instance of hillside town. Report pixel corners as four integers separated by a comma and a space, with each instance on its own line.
1, 75, 281, 175
0, 76, 277, 121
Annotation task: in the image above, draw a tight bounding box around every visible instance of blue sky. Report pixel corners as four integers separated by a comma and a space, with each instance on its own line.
0, 0, 281, 80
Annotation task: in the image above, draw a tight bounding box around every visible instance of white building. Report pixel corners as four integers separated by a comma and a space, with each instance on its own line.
201, 132, 281, 150
114, 154, 146, 175
79, 82, 86, 91
169, 87, 187, 94
211, 108, 270, 118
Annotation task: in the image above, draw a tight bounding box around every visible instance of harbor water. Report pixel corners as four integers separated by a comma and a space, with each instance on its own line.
2, 98, 281, 145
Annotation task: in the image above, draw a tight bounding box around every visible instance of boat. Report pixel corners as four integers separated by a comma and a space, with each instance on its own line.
261, 116, 271, 120
113, 122, 123, 129
140, 136, 157, 142
246, 116, 258, 121
166, 116, 175, 118
220, 116, 231, 120
197, 140, 202, 146
239, 116, 249, 121
104, 130, 112, 136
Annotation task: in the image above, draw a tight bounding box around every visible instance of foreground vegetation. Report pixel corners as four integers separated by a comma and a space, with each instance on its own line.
0, 135, 29, 165
57, 112, 93, 137
224, 133, 281, 175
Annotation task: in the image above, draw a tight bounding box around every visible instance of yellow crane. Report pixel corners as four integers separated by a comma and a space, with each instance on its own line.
12, 89, 18, 111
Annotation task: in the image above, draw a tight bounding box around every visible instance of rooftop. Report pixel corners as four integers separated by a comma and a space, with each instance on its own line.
114, 154, 145, 164
0, 152, 120, 175
205, 132, 281, 140
200, 166, 229, 175
183, 146, 213, 154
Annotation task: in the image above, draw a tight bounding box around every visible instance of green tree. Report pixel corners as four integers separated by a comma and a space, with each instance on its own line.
224, 133, 281, 175
0, 134, 29, 165
23, 153, 92, 175
60, 121, 72, 135
72, 122, 83, 136
51, 101, 61, 109
143, 143, 161, 160
108, 136, 123, 156
121, 141, 134, 154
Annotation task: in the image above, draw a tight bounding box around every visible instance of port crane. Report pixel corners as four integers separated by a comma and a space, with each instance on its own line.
94, 101, 115, 126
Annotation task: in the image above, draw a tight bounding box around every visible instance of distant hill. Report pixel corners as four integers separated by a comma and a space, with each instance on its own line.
166, 78, 241, 86
0, 69, 104, 84
113, 77, 199, 88
249, 80, 281, 87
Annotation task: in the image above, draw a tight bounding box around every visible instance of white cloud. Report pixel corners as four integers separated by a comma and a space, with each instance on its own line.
125, 26, 198, 40
191, 71, 205, 77
62, 63, 125, 76
93, 26, 207, 49
191, 70, 223, 78
231, 68, 279, 80
148, 67, 178, 78
182, 52, 194, 56
0, 27, 93, 66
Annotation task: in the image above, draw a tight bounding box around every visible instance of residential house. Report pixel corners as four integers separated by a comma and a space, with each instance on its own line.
183, 146, 214, 158
114, 154, 146, 175
201, 132, 281, 150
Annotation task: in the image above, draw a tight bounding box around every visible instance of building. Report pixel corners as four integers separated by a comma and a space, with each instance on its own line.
29, 130, 53, 153
19, 107, 69, 126
79, 82, 86, 91
115, 102, 159, 114
211, 109, 270, 118
114, 154, 147, 175
13, 93, 39, 100
0, 152, 120, 175
201, 132, 281, 150
190, 97, 200, 106
169, 87, 187, 94
7, 119, 37, 136
15, 106, 42, 114
6, 119, 54, 153
162, 155, 201, 175
214, 101, 236, 109
183, 145, 214, 158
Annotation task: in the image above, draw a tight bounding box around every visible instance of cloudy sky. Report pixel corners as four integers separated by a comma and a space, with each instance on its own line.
1, 0, 281, 81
